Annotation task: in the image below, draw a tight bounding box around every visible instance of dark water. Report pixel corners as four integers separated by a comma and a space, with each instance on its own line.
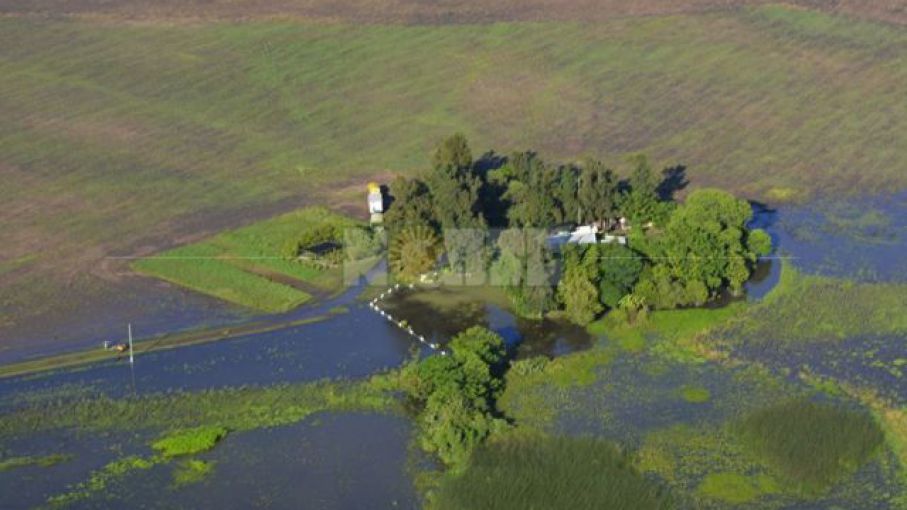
753, 192, 907, 282
0, 430, 149, 510
379, 287, 594, 358
64, 412, 418, 510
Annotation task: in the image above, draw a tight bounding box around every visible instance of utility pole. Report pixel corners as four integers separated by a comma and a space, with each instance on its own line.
128, 323, 134, 365
128, 323, 137, 396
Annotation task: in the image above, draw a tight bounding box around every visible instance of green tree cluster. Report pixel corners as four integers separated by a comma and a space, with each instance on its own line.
400, 327, 509, 469
490, 228, 556, 318
635, 188, 771, 308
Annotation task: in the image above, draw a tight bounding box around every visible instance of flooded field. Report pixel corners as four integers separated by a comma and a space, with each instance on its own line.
1, 194, 905, 509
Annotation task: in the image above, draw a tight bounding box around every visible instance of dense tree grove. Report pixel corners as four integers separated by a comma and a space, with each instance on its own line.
381, 134, 771, 324
400, 326, 509, 469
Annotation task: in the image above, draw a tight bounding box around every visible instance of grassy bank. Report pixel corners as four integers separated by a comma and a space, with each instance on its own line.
133, 207, 358, 312
0, 311, 341, 380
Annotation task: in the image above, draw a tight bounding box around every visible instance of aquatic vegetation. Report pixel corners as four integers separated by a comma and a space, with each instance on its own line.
47, 455, 160, 508
735, 399, 885, 495
172, 459, 214, 487
679, 385, 710, 403
152, 426, 228, 458
589, 303, 743, 363
432, 432, 671, 510
725, 263, 907, 345
0, 378, 398, 439
0, 453, 71, 471
697, 472, 779, 504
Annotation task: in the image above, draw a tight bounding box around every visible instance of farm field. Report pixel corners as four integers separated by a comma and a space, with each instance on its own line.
2, 1, 907, 509
133, 207, 358, 312
2, 4, 907, 351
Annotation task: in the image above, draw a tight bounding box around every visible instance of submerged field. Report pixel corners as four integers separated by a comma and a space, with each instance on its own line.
1, 258, 906, 509
3, 3, 907, 349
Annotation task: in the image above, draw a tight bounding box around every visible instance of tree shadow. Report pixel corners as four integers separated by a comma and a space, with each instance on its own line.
474, 151, 510, 227
657, 165, 688, 202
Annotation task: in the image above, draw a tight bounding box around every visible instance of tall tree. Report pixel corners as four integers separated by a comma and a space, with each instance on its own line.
490, 228, 556, 318
555, 165, 580, 225
620, 154, 665, 226
384, 176, 436, 232
426, 134, 484, 229
502, 152, 561, 228
577, 159, 619, 225
597, 243, 644, 309
432, 133, 473, 172
660, 188, 759, 299
557, 245, 602, 325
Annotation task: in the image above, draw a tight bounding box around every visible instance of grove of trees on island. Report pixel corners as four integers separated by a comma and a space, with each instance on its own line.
357, 134, 772, 326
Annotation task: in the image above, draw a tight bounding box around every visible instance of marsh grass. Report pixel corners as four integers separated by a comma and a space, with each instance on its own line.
0, 377, 398, 439
725, 262, 907, 345
0, 453, 71, 471
152, 426, 227, 457
432, 432, 672, 510
172, 459, 214, 487
735, 399, 884, 495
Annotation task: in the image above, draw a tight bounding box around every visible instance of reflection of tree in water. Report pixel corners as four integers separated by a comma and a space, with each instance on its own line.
514, 317, 592, 359
381, 289, 593, 358
381, 291, 488, 342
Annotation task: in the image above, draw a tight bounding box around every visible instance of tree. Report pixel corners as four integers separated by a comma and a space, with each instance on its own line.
443, 228, 490, 284
747, 228, 773, 257
502, 152, 562, 228
616, 293, 648, 324
433, 133, 473, 172
427, 134, 484, 229
555, 165, 580, 225
384, 176, 436, 232
557, 245, 602, 325
490, 228, 556, 318
620, 154, 665, 226
389, 225, 442, 282
597, 243, 644, 309
658, 188, 758, 302
577, 159, 619, 224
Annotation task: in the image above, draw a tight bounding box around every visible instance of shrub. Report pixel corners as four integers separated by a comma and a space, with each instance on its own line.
432, 432, 672, 510
152, 426, 228, 458
735, 400, 884, 495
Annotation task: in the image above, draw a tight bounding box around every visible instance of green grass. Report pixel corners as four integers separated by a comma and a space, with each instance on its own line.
47, 455, 159, 508
589, 302, 743, 362
133, 207, 358, 312
172, 459, 214, 487
735, 399, 885, 495
432, 431, 671, 510
697, 472, 779, 504
0, 453, 71, 471
151, 426, 228, 457
0, 376, 399, 439
727, 262, 907, 344
679, 385, 710, 403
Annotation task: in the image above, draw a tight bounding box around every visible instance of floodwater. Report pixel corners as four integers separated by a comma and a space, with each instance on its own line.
1, 193, 905, 509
